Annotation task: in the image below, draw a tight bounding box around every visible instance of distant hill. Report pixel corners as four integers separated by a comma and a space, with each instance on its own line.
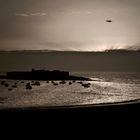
105, 49, 140, 53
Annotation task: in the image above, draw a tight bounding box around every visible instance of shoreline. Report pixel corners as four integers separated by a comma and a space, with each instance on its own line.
0, 98, 140, 111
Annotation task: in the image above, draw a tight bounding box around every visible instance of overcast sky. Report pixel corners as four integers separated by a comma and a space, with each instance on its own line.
0, 0, 140, 51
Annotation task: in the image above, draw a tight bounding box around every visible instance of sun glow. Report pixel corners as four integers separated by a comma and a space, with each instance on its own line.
78, 43, 130, 52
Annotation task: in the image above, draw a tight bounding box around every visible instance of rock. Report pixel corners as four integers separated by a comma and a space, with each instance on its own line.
60, 81, 66, 84
82, 83, 91, 88
53, 83, 58, 86
8, 88, 13, 91
4, 83, 9, 87
0, 97, 7, 104
26, 85, 32, 90
34, 81, 40, 86
78, 81, 83, 84
1, 81, 6, 85
69, 82, 72, 85
12, 85, 17, 88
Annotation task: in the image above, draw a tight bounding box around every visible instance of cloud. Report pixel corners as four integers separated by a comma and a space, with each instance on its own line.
15, 13, 47, 17
15, 13, 29, 17
67, 11, 94, 16
40, 41, 140, 52
15, 11, 93, 18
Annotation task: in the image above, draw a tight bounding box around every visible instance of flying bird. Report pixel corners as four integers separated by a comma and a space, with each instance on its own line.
106, 20, 112, 23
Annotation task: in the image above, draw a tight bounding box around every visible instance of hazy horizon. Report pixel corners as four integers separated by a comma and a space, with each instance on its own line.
0, 47, 140, 52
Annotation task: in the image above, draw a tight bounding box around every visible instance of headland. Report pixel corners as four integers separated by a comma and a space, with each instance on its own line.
0, 69, 91, 81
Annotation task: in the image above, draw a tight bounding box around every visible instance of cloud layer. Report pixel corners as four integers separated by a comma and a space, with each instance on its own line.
15, 13, 47, 17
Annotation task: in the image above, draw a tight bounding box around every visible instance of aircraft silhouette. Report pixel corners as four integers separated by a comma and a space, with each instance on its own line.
106, 20, 112, 22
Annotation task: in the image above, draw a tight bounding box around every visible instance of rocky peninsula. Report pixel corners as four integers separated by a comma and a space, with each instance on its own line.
0, 69, 91, 81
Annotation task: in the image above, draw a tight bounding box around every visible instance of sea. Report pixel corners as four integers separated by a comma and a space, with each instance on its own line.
0, 51, 140, 109
0, 71, 140, 109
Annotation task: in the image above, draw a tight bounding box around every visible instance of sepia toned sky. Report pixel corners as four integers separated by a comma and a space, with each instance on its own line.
0, 0, 140, 51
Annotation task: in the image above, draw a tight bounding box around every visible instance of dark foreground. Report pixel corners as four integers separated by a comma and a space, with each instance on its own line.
0, 102, 140, 125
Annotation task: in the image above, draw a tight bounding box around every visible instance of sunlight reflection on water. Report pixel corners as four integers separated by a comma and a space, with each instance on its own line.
0, 72, 140, 109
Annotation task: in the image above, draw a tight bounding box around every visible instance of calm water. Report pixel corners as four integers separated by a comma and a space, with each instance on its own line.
0, 72, 140, 109
1, 51, 140, 75
0, 52, 140, 109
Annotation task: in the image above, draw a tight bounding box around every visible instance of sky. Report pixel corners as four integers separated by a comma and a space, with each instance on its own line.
0, 0, 140, 51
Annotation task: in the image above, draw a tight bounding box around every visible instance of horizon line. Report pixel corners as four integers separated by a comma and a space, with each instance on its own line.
0, 48, 140, 53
